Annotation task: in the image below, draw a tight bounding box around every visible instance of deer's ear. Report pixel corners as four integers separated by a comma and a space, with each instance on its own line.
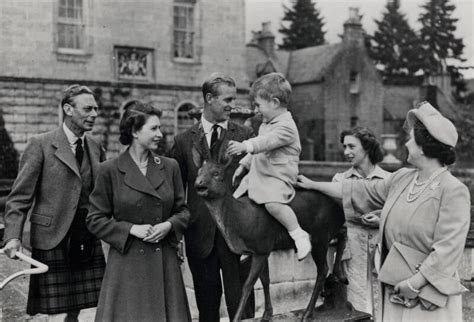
192, 146, 203, 168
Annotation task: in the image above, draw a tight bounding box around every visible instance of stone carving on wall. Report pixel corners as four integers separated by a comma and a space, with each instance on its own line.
114, 47, 154, 81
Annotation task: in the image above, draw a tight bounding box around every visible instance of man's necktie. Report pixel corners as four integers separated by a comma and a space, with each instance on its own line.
76, 138, 84, 167
210, 124, 220, 148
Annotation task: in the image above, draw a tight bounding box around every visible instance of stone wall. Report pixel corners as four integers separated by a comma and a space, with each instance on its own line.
0, 77, 251, 158
0, 0, 248, 87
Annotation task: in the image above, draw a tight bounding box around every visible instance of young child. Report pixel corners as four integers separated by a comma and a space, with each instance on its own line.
227, 72, 311, 260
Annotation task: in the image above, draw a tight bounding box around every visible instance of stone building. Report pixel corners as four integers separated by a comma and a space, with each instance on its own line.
0, 0, 248, 157
247, 9, 384, 161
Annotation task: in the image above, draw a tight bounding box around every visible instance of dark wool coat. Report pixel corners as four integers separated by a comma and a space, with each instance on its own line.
87, 151, 191, 322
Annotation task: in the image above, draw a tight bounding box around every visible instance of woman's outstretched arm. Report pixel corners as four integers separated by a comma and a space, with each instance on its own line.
296, 175, 342, 200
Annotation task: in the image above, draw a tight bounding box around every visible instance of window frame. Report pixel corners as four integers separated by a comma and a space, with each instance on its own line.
54, 0, 91, 57
172, 1, 199, 63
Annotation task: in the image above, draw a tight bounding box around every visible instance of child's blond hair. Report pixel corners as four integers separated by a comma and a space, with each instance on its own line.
250, 72, 292, 108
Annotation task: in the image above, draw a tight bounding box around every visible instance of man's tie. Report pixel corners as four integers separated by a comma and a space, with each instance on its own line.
210, 124, 220, 148
76, 138, 84, 167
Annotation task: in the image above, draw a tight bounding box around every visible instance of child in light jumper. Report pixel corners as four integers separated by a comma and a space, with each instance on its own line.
227, 73, 311, 260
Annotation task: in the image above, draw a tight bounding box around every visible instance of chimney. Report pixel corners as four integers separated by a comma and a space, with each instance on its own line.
258, 21, 276, 58
343, 8, 364, 48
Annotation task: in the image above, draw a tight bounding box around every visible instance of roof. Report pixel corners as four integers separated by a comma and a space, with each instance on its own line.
383, 85, 419, 120
286, 43, 343, 84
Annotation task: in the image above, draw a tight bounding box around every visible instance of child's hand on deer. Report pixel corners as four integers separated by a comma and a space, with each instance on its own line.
226, 140, 247, 156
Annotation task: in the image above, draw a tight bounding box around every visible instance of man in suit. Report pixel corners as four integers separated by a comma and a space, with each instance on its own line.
170, 73, 255, 322
3, 84, 106, 321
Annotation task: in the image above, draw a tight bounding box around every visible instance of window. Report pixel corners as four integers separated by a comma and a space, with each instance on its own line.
57, 0, 85, 51
173, 0, 195, 60
349, 71, 360, 94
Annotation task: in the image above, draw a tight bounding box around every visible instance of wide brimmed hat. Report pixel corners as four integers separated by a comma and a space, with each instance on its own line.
406, 101, 458, 147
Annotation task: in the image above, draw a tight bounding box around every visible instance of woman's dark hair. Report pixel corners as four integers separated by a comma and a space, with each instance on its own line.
119, 102, 162, 146
340, 126, 384, 165
412, 119, 456, 165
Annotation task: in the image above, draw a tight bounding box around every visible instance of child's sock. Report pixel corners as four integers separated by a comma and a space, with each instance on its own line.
289, 227, 312, 261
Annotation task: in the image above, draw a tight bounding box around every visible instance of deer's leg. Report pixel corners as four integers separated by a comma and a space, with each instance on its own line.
333, 225, 348, 284
302, 241, 329, 322
233, 254, 269, 322
259, 258, 273, 321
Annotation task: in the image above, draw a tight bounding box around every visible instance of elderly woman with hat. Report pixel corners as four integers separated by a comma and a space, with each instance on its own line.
296, 102, 470, 321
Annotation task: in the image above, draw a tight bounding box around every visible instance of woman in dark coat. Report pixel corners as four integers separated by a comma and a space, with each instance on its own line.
86, 102, 191, 322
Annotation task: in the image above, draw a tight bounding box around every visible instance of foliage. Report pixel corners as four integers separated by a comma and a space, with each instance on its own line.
418, 0, 466, 100
279, 0, 325, 50
368, 0, 423, 85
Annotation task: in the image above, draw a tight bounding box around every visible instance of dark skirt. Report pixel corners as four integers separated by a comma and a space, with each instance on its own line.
27, 239, 105, 315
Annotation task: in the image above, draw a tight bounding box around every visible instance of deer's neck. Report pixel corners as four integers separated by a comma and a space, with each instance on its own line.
204, 193, 248, 254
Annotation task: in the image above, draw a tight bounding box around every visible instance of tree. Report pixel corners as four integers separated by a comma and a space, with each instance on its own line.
279, 0, 325, 50
418, 0, 466, 100
368, 0, 422, 84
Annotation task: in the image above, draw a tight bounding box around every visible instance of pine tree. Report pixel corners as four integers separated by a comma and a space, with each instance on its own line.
418, 0, 465, 74
279, 0, 325, 50
368, 0, 422, 84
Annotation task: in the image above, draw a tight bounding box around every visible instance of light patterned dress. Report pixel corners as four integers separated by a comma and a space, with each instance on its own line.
334, 166, 390, 315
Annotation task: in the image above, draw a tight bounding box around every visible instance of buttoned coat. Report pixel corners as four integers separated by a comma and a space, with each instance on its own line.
86, 151, 191, 322
343, 168, 470, 321
4, 127, 105, 250
170, 121, 254, 259
233, 111, 301, 204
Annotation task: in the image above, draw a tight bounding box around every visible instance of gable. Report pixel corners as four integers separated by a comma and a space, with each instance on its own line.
286, 43, 343, 84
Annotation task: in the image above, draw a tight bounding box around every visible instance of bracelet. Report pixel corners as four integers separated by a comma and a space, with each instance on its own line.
406, 279, 421, 294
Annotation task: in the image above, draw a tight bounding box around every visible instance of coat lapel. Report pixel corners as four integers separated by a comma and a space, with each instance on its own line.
52, 127, 81, 178
379, 173, 413, 249
84, 135, 100, 180
118, 151, 161, 199
146, 154, 165, 192
191, 122, 211, 161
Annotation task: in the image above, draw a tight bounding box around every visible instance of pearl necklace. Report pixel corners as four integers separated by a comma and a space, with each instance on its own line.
406, 167, 447, 202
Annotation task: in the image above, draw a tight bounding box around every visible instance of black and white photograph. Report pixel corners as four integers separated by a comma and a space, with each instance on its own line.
0, 0, 473, 321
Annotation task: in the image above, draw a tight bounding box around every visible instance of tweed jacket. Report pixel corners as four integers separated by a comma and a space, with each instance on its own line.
233, 111, 301, 204
4, 127, 105, 250
170, 121, 254, 259
343, 167, 470, 298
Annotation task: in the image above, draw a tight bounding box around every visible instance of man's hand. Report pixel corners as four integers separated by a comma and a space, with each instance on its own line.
361, 211, 380, 228
232, 165, 247, 187
3, 239, 22, 259
130, 224, 154, 239
143, 222, 172, 243
226, 140, 247, 156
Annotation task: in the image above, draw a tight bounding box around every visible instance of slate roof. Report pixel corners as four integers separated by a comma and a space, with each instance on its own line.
286, 43, 343, 84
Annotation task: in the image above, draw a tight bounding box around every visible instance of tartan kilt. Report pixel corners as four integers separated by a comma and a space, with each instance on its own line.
26, 239, 105, 315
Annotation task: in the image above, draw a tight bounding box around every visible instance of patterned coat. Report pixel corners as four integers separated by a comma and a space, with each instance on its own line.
86, 151, 191, 322
233, 111, 301, 204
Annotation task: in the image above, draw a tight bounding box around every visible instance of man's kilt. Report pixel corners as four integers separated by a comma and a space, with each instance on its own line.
26, 238, 105, 315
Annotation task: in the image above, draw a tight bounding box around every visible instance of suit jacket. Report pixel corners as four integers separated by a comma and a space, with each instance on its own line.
342, 168, 470, 297
170, 121, 254, 259
233, 111, 301, 204
4, 127, 105, 250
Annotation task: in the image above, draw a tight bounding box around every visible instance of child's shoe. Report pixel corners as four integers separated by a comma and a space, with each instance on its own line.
289, 228, 312, 261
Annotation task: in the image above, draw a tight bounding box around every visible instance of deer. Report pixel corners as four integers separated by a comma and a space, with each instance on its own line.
194, 148, 348, 322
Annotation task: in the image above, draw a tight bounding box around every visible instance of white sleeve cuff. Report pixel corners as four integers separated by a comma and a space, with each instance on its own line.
243, 140, 254, 153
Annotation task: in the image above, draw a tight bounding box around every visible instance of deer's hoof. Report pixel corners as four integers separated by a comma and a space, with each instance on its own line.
261, 309, 273, 321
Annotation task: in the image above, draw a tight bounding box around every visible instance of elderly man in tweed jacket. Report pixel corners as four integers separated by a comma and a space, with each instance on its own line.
3, 84, 106, 321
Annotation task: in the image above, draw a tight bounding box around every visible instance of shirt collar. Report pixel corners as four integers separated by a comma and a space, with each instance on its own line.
63, 123, 84, 145
201, 116, 228, 134
343, 165, 387, 180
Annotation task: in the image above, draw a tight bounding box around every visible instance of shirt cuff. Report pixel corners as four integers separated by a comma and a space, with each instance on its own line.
243, 140, 254, 153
